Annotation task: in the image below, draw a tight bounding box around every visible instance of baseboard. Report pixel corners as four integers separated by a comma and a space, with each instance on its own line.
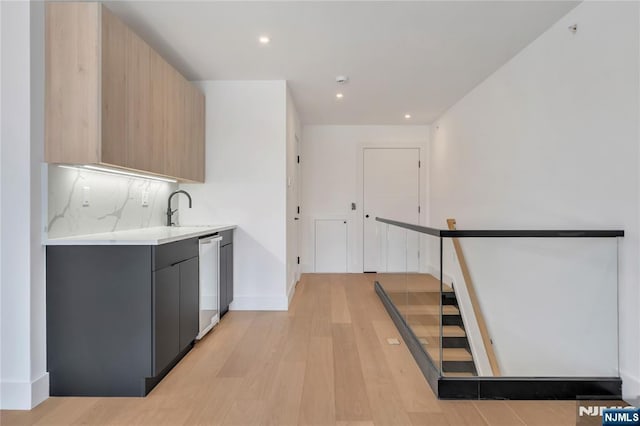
438, 377, 622, 400
230, 295, 288, 311
0, 372, 49, 410
287, 279, 298, 307
427, 264, 454, 286
621, 370, 640, 405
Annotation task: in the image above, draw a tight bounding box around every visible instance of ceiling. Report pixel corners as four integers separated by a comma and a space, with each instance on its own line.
105, 1, 580, 125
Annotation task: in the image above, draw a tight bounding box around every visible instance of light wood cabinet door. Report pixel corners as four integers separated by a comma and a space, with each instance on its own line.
101, 5, 127, 167
45, 2, 101, 165
124, 30, 155, 174
188, 87, 206, 182
148, 49, 169, 176
102, 7, 160, 175
163, 65, 184, 180
167, 81, 205, 182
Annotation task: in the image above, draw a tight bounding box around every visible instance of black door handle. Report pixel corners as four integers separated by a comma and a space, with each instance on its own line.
365, 214, 370, 218
294, 217, 299, 220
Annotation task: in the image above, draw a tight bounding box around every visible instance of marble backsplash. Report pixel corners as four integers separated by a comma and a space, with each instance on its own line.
46, 165, 177, 239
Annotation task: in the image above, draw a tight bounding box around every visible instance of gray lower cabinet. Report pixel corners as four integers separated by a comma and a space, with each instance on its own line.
153, 265, 180, 376
47, 238, 199, 397
153, 257, 199, 376
178, 257, 199, 351
219, 230, 234, 315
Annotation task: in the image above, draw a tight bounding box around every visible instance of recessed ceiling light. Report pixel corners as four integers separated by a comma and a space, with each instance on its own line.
259, 35, 270, 44
404, 114, 412, 119
336, 93, 344, 99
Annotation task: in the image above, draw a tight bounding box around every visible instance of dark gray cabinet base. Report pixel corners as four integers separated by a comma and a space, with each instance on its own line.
219, 230, 234, 316
46, 239, 199, 397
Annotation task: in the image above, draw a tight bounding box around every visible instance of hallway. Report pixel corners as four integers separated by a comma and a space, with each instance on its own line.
2, 274, 580, 425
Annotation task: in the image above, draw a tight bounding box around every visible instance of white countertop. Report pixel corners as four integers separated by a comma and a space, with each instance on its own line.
44, 225, 236, 246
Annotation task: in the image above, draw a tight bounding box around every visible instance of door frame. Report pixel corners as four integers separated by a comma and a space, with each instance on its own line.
295, 133, 302, 283
356, 143, 428, 273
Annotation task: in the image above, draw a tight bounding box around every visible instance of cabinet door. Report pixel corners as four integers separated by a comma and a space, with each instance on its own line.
219, 244, 229, 314
102, 6, 160, 174
45, 2, 101, 165
153, 265, 180, 376
179, 257, 199, 351
219, 243, 233, 312
101, 5, 127, 167
124, 31, 155, 174
183, 85, 205, 182
226, 243, 234, 307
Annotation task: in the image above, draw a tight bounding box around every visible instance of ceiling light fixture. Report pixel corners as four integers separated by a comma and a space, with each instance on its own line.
258, 35, 270, 44
336, 93, 344, 99
404, 114, 412, 119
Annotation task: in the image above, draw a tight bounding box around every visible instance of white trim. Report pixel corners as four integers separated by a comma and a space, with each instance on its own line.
287, 277, 298, 307
0, 373, 49, 410
230, 295, 288, 311
622, 370, 640, 406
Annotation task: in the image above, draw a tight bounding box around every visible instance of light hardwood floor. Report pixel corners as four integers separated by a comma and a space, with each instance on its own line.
1, 274, 579, 426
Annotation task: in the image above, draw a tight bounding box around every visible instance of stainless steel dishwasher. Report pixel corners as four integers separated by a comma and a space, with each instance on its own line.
197, 234, 223, 339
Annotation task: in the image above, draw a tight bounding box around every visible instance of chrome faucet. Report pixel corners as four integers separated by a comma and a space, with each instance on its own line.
166, 190, 192, 226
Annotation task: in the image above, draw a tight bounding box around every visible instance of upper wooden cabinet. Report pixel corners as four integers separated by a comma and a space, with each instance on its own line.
45, 2, 205, 183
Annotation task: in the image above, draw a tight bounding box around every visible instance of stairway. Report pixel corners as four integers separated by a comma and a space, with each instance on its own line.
385, 274, 477, 377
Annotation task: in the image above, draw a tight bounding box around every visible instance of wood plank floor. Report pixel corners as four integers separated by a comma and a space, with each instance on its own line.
1, 273, 579, 426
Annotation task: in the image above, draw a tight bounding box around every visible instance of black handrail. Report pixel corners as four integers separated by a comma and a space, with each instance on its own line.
375, 217, 624, 238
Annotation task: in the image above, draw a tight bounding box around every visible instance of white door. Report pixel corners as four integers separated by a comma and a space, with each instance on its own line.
315, 219, 348, 272
363, 148, 420, 272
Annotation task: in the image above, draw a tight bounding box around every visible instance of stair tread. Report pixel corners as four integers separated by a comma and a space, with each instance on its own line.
379, 273, 453, 293
411, 325, 466, 338
398, 305, 459, 316
443, 372, 476, 377
425, 347, 473, 362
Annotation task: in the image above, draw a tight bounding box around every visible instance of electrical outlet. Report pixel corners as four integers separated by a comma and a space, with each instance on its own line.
141, 190, 149, 207
82, 186, 90, 207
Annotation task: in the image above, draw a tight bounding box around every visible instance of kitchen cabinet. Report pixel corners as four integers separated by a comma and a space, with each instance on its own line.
178, 257, 199, 352
45, 2, 204, 182
219, 230, 234, 316
153, 265, 180, 376
46, 237, 200, 396
153, 256, 199, 376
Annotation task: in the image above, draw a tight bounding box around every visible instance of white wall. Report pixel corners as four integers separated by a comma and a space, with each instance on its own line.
0, 0, 49, 409
429, 1, 639, 399
300, 125, 429, 273
286, 87, 302, 302
180, 81, 290, 310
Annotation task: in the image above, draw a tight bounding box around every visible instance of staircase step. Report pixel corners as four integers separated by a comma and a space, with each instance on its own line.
425, 347, 473, 363
411, 325, 466, 338
443, 371, 476, 377
379, 274, 453, 294
398, 305, 459, 316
